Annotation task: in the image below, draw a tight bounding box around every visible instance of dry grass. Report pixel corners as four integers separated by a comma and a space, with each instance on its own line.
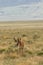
0, 21, 43, 65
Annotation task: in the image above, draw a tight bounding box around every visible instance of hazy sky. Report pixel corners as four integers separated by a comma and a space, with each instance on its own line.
0, 0, 40, 7
0, 0, 43, 21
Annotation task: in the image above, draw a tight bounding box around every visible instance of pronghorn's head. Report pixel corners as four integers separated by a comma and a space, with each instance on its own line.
13, 37, 22, 42
13, 37, 17, 42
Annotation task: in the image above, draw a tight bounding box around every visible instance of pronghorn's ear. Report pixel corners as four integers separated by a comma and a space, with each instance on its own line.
13, 37, 17, 42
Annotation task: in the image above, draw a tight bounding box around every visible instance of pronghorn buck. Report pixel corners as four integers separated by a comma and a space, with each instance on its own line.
14, 37, 24, 55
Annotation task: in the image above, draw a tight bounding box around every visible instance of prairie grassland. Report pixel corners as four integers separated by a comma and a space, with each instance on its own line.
0, 21, 43, 65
